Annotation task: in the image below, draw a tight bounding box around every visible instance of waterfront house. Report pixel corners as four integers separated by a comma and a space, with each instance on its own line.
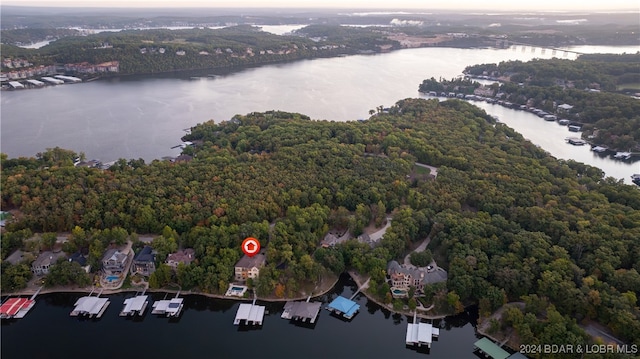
102, 249, 128, 274
131, 246, 156, 276
234, 253, 266, 282
166, 248, 195, 270
31, 251, 66, 275
387, 260, 447, 290
69, 251, 91, 273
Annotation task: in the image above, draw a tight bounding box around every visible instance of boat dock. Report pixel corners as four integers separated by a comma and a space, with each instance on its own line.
234, 298, 265, 326
70, 289, 110, 318
281, 297, 322, 323
0, 297, 36, 319
326, 296, 360, 320
120, 290, 149, 317
406, 311, 439, 348
151, 292, 184, 317
566, 137, 586, 146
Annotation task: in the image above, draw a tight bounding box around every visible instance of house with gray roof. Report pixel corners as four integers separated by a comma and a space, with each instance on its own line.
102, 248, 128, 274
234, 253, 266, 282
31, 251, 66, 275
387, 260, 447, 290
131, 246, 156, 276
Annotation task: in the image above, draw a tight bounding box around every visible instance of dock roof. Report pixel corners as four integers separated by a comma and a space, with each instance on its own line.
282, 301, 322, 321
0, 298, 34, 317
474, 338, 510, 359
327, 296, 360, 317
73, 296, 109, 315
122, 295, 148, 313
235, 303, 265, 325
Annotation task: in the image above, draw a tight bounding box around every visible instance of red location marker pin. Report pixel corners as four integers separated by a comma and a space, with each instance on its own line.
242, 237, 260, 257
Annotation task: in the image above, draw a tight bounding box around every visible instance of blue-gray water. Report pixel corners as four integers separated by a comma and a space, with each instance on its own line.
1, 45, 637, 183
1, 275, 480, 359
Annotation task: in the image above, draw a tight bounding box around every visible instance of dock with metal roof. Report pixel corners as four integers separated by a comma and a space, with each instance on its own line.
120, 293, 149, 316
473, 337, 510, 359
234, 299, 265, 326
326, 296, 360, 319
0, 298, 35, 319
281, 299, 322, 323
70, 290, 110, 318
405, 312, 439, 348
151, 295, 184, 317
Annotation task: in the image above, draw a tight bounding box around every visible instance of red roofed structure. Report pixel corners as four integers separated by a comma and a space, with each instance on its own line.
0, 297, 35, 319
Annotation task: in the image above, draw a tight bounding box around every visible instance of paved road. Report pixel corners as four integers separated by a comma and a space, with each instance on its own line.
414, 162, 438, 177
368, 217, 393, 243
403, 236, 431, 267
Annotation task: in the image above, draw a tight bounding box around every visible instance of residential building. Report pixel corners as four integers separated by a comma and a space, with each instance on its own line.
166, 248, 195, 270
131, 246, 156, 276
234, 253, 266, 282
102, 248, 128, 274
31, 251, 66, 275
387, 260, 447, 290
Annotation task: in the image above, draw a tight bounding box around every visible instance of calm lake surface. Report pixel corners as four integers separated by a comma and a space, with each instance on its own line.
2, 45, 638, 183
1, 275, 480, 359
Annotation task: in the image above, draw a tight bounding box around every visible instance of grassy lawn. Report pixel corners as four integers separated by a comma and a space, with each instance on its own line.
413, 165, 431, 175
617, 83, 640, 91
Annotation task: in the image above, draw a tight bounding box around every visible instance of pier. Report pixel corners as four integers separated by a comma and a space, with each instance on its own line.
326, 296, 360, 320
405, 311, 439, 348
70, 289, 110, 318
0, 295, 37, 319
151, 292, 184, 317
120, 289, 149, 317
234, 298, 265, 326
281, 297, 322, 324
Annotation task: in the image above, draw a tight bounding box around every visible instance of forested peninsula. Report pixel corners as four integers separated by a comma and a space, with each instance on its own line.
2, 99, 640, 356
421, 53, 640, 152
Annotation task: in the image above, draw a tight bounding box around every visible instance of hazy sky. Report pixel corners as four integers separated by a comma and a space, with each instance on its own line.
3, 0, 639, 11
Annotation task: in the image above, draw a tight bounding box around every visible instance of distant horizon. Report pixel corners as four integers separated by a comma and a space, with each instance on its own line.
1, 0, 638, 12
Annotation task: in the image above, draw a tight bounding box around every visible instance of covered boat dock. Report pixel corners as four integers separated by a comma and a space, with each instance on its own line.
326, 296, 360, 319
281, 300, 322, 323
473, 337, 510, 359
234, 299, 265, 326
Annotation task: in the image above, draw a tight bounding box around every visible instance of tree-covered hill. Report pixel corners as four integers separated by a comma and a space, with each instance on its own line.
461, 54, 640, 152
2, 99, 639, 352
1, 25, 400, 76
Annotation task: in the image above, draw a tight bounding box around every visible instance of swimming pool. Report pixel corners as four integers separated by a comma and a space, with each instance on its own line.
106, 275, 119, 282
231, 286, 243, 291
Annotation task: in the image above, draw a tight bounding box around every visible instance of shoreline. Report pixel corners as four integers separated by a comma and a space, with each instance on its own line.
346, 270, 451, 320
5, 273, 341, 304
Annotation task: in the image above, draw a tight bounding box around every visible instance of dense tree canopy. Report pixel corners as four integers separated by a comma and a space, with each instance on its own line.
1, 98, 638, 347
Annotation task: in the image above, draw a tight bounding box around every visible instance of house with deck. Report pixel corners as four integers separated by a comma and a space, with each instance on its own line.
102, 249, 128, 274
31, 251, 66, 275
131, 246, 156, 276
166, 248, 195, 270
234, 253, 266, 282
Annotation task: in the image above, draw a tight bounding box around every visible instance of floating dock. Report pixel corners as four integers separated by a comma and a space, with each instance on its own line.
70, 294, 110, 318
406, 312, 439, 348
54, 75, 82, 83
326, 296, 360, 319
151, 295, 184, 317
281, 299, 322, 323
566, 137, 586, 146
0, 298, 36, 319
41, 77, 65, 85
120, 294, 149, 316
234, 299, 265, 326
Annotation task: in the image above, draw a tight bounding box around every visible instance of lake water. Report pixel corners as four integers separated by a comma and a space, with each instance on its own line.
1, 275, 481, 359
2, 44, 637, 183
